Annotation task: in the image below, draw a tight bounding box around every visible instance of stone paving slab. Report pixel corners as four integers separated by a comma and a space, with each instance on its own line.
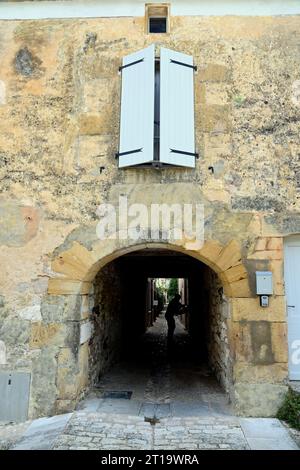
246, 437, 298, 451
12, 413, 72, 450
239, 418, 298, 450
0, 421, 31, 450
139, 403, 172, 419
172, 401, 212, 418
77, 397, 101, 413
97, 398, 142, 415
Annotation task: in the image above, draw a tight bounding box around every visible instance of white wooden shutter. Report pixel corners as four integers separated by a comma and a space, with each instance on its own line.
118, 45, 155, 168
160, 47, 196, 168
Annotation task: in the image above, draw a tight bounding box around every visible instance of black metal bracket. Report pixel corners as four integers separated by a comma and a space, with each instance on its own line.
170, 59, 197, 71
170, 148, 199, 158
119, 58, 144, 72
115, 148, 143, 159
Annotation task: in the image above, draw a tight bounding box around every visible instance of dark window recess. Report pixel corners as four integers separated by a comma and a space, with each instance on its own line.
149, 17, 167, 33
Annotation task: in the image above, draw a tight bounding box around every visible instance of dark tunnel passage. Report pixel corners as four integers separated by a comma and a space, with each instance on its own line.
87, 248, 232, 414
118, 249, 209, 359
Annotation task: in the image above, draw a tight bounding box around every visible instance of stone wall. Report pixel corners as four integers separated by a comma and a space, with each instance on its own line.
90, 260, 123, 386
205, 268, 232, 394
0, 13, 299, 418
1, 16, 299, 224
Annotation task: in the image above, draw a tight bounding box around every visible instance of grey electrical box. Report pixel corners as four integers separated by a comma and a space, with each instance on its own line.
256, 271, 273, 295
0, 372, 31, 423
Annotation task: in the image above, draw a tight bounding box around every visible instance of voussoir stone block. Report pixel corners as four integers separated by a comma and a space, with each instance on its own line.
220, 263, 248, 284
216, 240, 242, 272
197, 240, 224, 271
52, 242, 96, 281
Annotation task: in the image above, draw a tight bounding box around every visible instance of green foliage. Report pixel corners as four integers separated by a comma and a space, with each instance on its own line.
277, 389, 300, 430
155, 283, 166, 311
167, 278, 178, 301
156, 289, 164, 312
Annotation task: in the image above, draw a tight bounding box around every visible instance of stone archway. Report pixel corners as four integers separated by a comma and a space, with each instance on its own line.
32, 235, 250, 418
48, 238, 250, 298
28, 231, 289, 419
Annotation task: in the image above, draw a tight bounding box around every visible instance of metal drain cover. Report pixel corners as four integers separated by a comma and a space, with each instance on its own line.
102, 391, 132, 399
140, 403, 171, 419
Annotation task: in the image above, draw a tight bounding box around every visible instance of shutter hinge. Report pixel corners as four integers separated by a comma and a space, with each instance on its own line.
115, 148, 143, 159
170, 149, 199, 158
119, 58, 144, 72
170, 59, 197, 71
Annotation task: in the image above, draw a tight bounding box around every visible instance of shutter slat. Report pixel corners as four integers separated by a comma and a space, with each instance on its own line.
160, 47, 196, 168
118, 45, 155, 168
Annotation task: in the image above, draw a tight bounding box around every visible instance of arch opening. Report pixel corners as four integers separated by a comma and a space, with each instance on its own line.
84, 247, 233, 415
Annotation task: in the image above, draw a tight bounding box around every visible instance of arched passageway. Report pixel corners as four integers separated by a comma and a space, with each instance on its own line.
86, 248, 232, 417
44, 237, 259, 418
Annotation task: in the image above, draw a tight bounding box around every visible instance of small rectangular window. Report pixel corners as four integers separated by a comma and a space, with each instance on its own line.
145, 4, 170, 34
149, 17, 167, 34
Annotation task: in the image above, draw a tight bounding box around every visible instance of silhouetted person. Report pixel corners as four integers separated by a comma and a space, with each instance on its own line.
165, 294, 183, 343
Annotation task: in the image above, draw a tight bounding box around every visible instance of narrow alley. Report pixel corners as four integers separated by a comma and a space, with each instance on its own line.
88, 312, 231, 420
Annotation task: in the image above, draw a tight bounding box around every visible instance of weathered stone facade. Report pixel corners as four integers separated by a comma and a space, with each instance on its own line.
204, 268, 232, 395
1, 11, 300, 419
90, 261, 123, 386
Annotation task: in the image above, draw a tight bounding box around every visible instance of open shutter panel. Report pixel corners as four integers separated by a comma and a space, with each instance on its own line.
160, 47, 196, 168
118, 45, 155, 168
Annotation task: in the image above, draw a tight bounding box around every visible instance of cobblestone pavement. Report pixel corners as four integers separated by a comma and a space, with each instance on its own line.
52, 413, 248, 450
92, 314, 232, 419
8, 410, 298, 450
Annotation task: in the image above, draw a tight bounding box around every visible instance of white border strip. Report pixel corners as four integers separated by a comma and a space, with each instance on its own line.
0, 1, 300, 20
